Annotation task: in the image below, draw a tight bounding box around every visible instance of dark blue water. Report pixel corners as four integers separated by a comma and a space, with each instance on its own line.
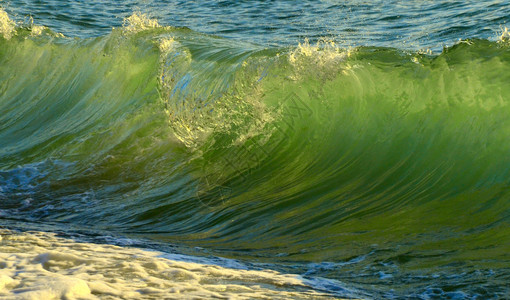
4, 0, 510, 49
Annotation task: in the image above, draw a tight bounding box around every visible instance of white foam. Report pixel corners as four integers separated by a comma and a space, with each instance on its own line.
499, 26, 510, 42
288, 38, 351, 81
122, 12, 160, 34
0, 8, 15, 40
0, 229, 339, 299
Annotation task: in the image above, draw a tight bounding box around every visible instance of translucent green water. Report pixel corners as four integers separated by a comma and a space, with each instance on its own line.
1, 5, 509, 298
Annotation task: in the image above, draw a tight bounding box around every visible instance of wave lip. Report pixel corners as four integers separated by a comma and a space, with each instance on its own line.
0, 8, 15, 39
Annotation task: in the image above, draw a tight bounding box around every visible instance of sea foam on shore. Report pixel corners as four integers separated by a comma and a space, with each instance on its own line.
0, 229, 337, 299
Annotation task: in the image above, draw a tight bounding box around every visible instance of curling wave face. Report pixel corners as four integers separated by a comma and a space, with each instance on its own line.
1, 10, 510, 298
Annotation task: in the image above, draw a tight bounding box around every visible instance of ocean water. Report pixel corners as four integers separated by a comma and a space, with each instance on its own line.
1, 1, 510, 299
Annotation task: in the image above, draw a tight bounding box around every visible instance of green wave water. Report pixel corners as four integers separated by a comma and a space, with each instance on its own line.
1, 13, 510, 298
